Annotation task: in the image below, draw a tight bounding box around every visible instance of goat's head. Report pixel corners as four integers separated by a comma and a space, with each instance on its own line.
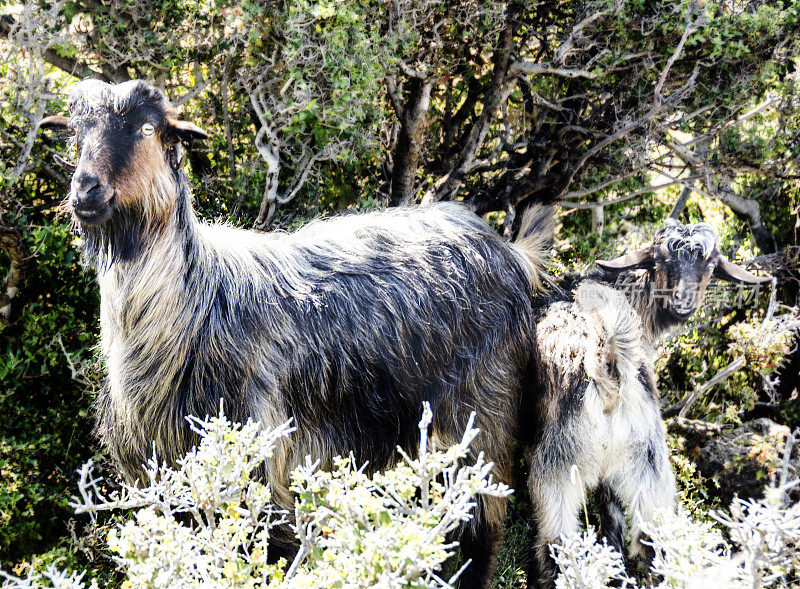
597, 219, 770, 322
39, 79, 208, 228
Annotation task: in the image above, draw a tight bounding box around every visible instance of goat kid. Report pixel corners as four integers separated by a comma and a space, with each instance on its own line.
522, 220, 769, 587
40, 79, 554, 588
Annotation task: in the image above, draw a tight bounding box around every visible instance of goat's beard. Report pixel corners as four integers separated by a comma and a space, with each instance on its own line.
79, 203, 148, 270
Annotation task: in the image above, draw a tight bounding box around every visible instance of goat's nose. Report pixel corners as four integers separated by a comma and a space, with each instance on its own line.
73, 171, 100, 193
72, 172, 106, 208
673, 278, 691, 297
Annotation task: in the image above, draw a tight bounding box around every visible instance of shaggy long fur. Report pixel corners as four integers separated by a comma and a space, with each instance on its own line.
522, 220, 768, 588
524, 280, 674, 587
43, 79, 555, 588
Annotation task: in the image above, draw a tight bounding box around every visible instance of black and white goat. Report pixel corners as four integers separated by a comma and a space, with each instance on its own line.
40, 79, 554, 587
521, 220, 769, 587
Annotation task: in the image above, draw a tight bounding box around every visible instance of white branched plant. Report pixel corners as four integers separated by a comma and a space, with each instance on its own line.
713, 488, 800, 588
286, 402, 511, 587
639, 511, 742, 587
0, 567, 94, 589
550, 527, 636, 589
2, 402, 509, 588
71, 406, 296, 588
549, 495, 800, 589
709, 428, 800, 588
551, 430, 800, 589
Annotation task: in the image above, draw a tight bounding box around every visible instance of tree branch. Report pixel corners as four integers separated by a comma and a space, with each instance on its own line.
250, 90, 282, 229
171, 61, 208, 107
385, 75, 405, 120
560, 175, 700, 209
508, 61, 599, 79
425, 15, 516, 202
555, 8, 703, 199
389, 77, 433, 205
668, 135, 711, 219
0, 14, 103, 80
561, 164, 652, 199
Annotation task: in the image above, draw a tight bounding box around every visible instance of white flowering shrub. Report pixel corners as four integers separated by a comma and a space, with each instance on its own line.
639, 511, 741, 587
2, 403, 509, 589
3, 412, 796, 589
71, 410, 294, 589
552, 430, 800, 589
547, 491, 799, 589
713, 487, 800, 588
549, 528, 635, 589
287, 404, 510, 587
0, 568, 95, 589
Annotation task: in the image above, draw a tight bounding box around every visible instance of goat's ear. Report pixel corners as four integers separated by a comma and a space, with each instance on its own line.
713, 256, 771, 284
38, 115, 70, 131
166, 118, 209, 143
596, 248, 652, 272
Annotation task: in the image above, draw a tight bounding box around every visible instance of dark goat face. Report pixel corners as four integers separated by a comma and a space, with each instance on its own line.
39, 79, 208, 227
598, 219, 770, 322
651, 221, 719, 319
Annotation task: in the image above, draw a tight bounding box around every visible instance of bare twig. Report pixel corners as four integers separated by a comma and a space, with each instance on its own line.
508, 61, 599, 79
561, 175, 699, 209
666, 416, 725, 435
683, 97, 782, 148
668, 136, 711, 219
558, 8, 703, 198
171, 61, 208, 107
425, 15, 516, 202
670, 356, 747, 419
553, 6, 612, 64
561, 164, 653, 199
397, 59, 428, 80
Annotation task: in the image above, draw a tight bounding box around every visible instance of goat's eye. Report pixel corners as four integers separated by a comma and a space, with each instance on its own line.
141, 123, 155, 136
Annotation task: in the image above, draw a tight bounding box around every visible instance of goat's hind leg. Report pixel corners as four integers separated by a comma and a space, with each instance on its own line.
605, 429, 676, 569
456, 494, 506, 589
526, 473, 586, 589
596, 482, 627, 567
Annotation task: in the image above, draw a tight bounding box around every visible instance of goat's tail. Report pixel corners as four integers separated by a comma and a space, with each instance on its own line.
512, 203, 556, 293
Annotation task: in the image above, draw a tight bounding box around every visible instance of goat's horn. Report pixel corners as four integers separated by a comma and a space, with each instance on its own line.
596, 248, 651, 272
713, 256, 771, 284
38, 115, 69, 130
168, 118, 209, 142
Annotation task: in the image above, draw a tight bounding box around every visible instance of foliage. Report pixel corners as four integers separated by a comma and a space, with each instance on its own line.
547, 479, 800, 589
667, 433, 721, 520
549, 528, 636, 589
1, 404, 510, 588
1, 0, 800, 583
2, 413, 798, 589
0, 219, 99, 561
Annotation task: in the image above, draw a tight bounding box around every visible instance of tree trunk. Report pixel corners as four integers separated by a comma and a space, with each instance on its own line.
389, 78, 433, 206
0, 227, 26, 328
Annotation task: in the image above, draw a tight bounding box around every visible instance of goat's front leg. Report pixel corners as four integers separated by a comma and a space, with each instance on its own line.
526, 472, 586, 589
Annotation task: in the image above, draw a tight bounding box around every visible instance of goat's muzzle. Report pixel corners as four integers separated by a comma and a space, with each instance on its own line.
665, 277, 703, 319
71, 171, 115, 225
668, 297, 699, 319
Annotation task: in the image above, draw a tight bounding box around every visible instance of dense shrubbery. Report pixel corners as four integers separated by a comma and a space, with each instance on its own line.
0, 220, 99, 562
1, 0, 799, 585
1, 406, 513, 588
1, 411, 797, 588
